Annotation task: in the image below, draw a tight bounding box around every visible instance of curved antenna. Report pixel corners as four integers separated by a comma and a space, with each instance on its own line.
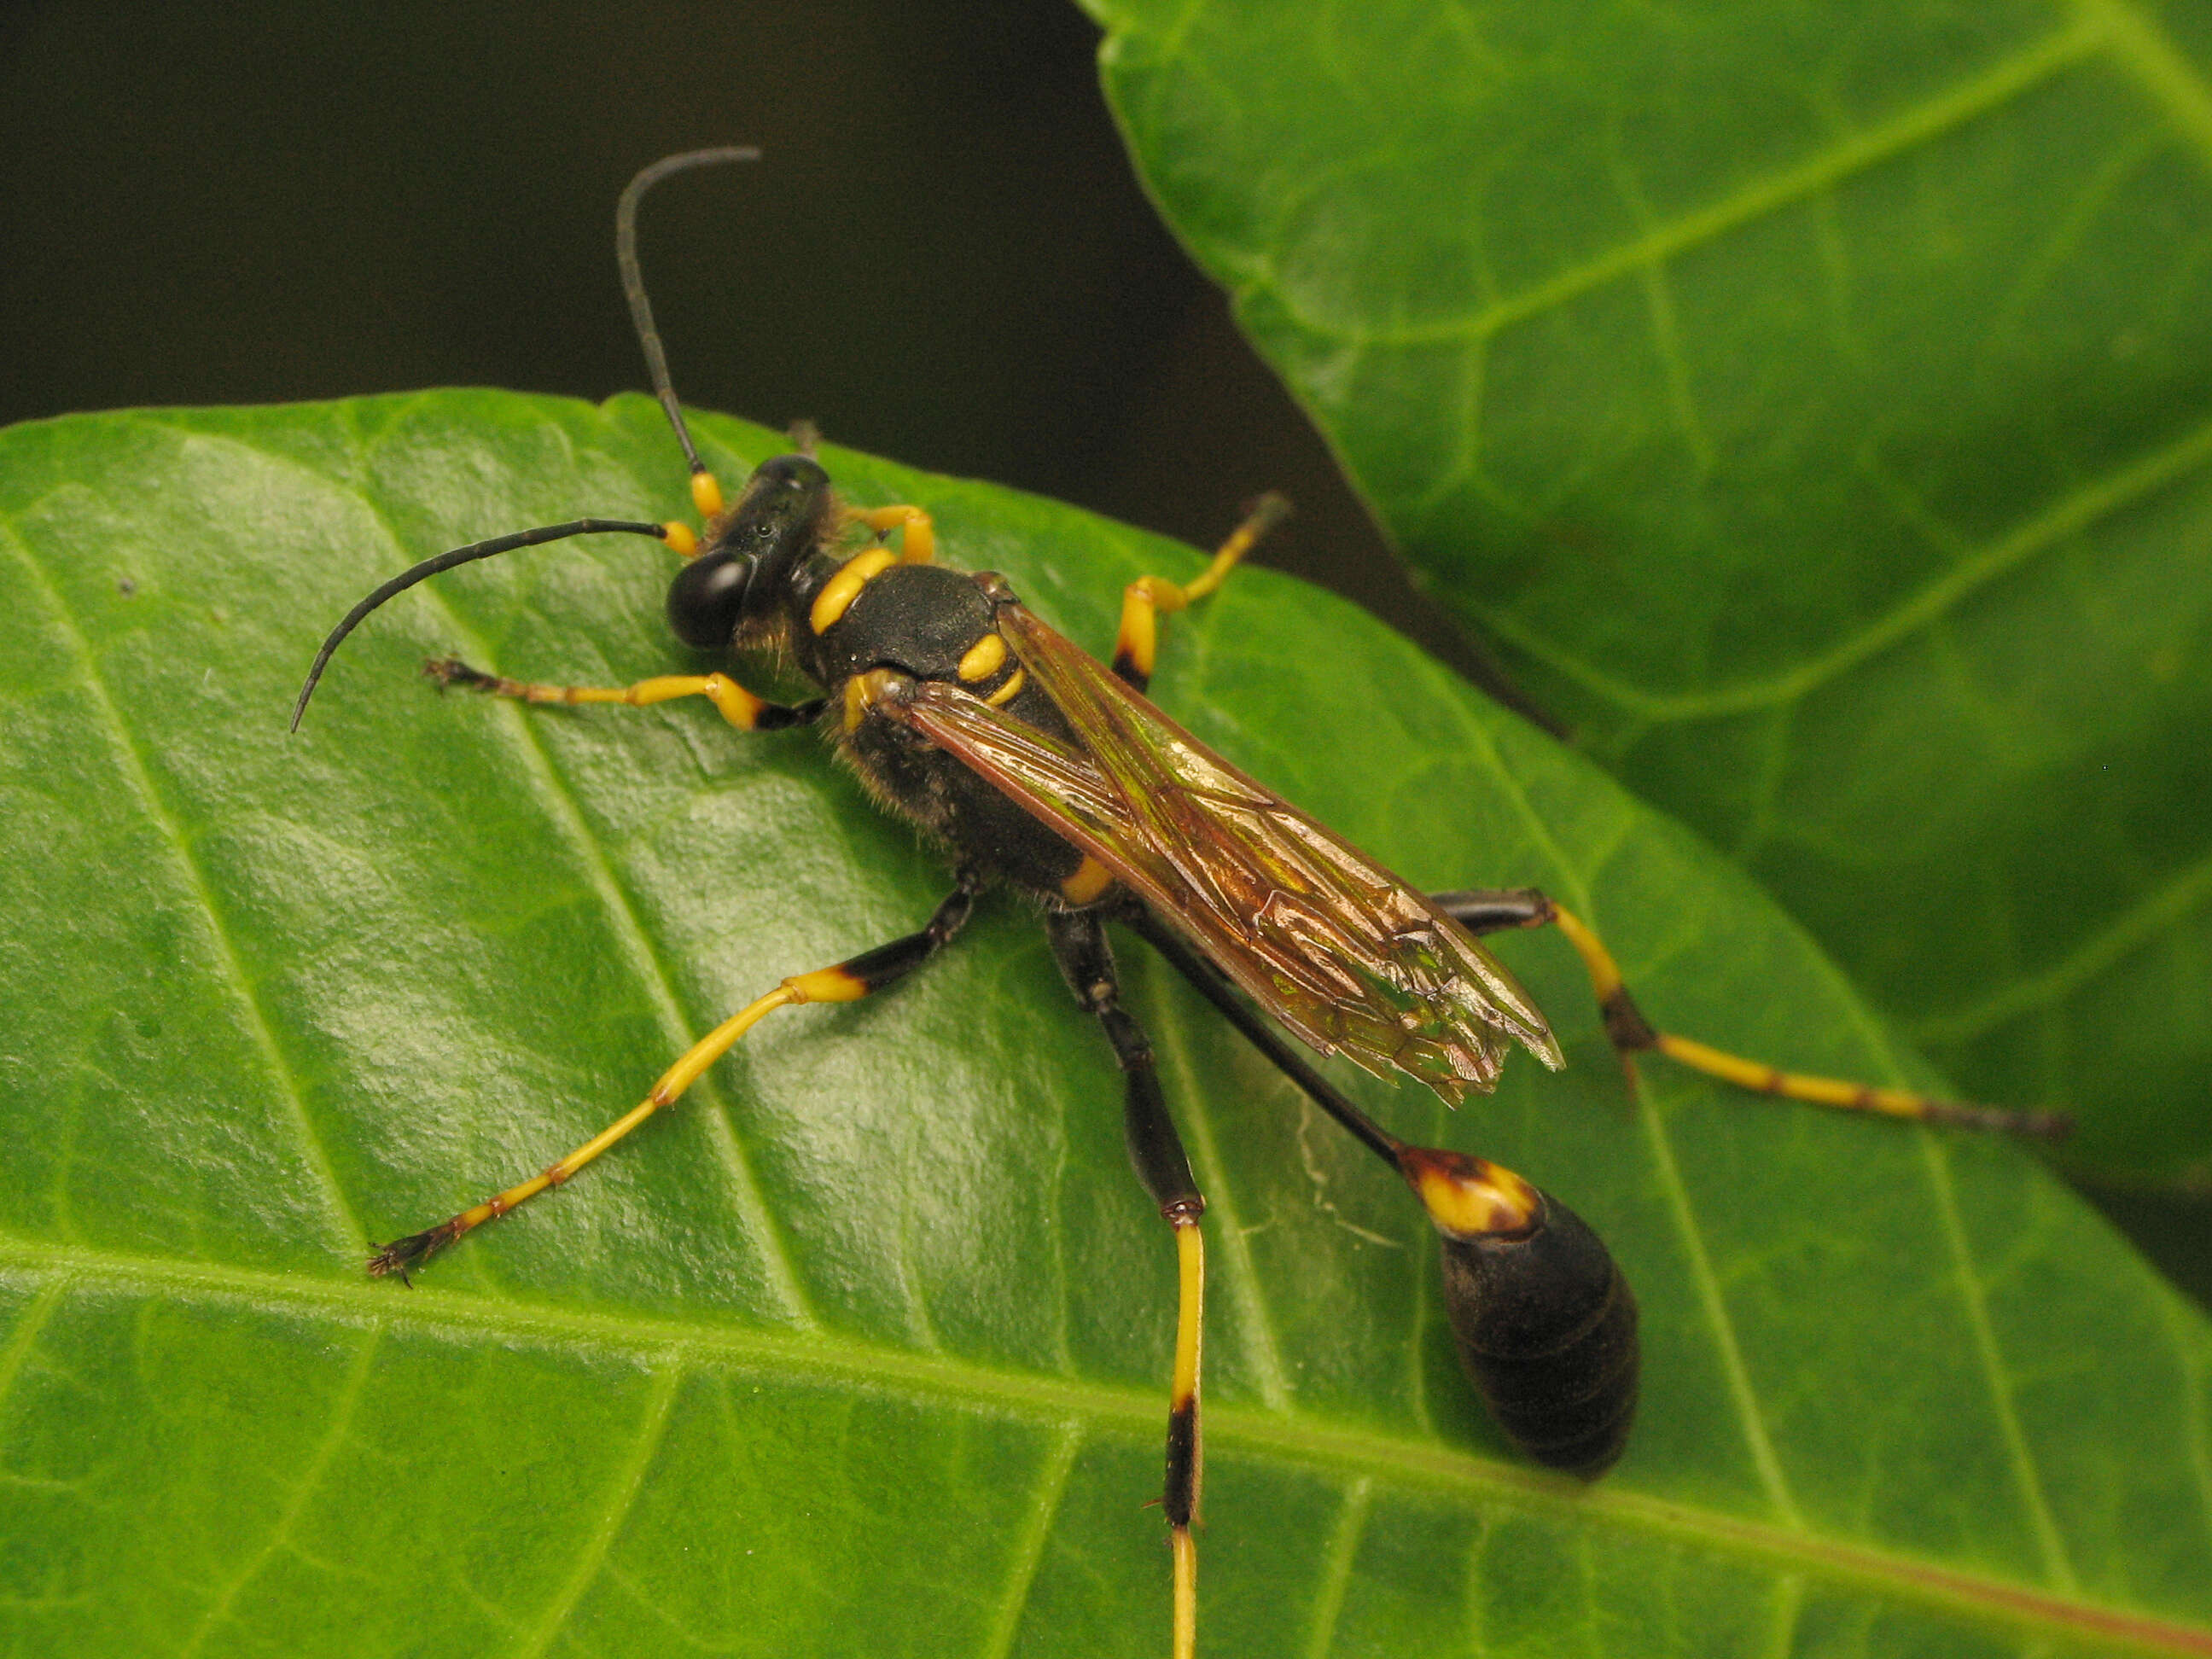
290, 519, 670, 731
617, 147, 760, 488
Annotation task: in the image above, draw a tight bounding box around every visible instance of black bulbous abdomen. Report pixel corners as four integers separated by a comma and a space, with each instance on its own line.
1438, 1192, 1639, 1477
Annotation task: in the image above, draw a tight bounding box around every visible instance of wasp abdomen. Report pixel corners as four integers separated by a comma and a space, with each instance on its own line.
1435, 1189, 1639, 1477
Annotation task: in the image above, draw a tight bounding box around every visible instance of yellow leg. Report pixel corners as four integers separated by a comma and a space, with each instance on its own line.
426, 659, 778, 730
1543, 904, 2070, 1138
367, 969, 853, 1278
1114, 493, 1290, 689
847, 503, 936, 564
1167, 1217, 1204, 1659
368, 880, 982, 1281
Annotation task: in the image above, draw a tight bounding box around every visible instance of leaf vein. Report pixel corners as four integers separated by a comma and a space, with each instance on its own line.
1265, 22, 2104, 351
176, 1322, 382, 1657
1304, 1476, 1372, 1659
2081, 0, 2212, 171
0, 1278, 69, 1420
1918, 1137, 2081, 1592
0, 516, 367, 1260
329, 469, 818, 1330
1141, 952, 1292, 1409
1906, 843, 2212, 1045
512, 1355, 684, 1659
2157, 1289, 2212, 1547
1476, 404, 2212, 722
979, 1422, 1083, 1659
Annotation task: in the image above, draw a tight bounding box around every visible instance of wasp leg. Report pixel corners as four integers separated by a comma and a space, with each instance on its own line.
423, 658, 824, 731
1429, 888, 2069, 1138
1045, 910, 1206, 1659
1111, 494, 1291, 691
368, 876, 983, 1282
1122, 905, 1637, 1476
844, 503, 935, 564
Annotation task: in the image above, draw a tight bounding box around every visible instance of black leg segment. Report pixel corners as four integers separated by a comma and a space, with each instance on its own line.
1046, 910, 1202, 1224
1045, 907, 1207, 1658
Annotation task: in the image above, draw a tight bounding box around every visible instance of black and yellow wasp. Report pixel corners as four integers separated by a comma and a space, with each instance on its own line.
291, 150, 2061, 1659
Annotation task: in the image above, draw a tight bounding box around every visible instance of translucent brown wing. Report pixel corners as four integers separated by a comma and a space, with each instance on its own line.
881, 602, 1562, 1104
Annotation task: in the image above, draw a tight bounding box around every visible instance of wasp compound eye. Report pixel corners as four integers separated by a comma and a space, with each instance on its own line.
1401, 1146, 1639, 1478
667, 548, 755, 649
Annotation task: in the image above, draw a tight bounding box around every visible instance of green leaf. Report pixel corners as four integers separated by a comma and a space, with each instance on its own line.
0, 393, 2205, 1656
1084, 0, 2212, 1187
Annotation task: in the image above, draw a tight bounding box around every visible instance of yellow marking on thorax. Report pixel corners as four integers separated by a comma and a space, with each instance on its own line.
957, 632, 1006, 681
1061, 855, 1115, 905
842, 667, 904, 735
809, 547, 899, 635
983, 667, 1026, 706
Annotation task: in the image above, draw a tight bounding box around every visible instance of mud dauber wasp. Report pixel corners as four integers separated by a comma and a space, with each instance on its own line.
290, 150, 2064, 1659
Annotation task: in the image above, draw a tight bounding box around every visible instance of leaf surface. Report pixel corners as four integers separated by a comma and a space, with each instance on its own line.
1085, 0, 2212, 1186
0, 393, 2205, 1656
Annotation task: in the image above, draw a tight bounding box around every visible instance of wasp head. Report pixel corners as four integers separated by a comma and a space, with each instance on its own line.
667, 453, 835, 652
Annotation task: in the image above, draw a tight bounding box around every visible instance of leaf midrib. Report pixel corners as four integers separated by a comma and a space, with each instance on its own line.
6, 1237, 2201, 1656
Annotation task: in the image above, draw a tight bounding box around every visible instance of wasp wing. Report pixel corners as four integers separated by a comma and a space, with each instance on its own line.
886, 604, 1562, 1104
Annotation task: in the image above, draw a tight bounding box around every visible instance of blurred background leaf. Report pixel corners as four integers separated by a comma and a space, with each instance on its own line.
1082, 0, 2212, 1209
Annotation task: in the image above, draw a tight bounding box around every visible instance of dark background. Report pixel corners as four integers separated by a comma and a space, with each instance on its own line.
3, 0, 2201, 1303
0, 0, 1466, 661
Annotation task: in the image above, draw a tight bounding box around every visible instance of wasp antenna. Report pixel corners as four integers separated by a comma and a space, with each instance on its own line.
289, 519, 672, 731
616, 147, 760, 487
